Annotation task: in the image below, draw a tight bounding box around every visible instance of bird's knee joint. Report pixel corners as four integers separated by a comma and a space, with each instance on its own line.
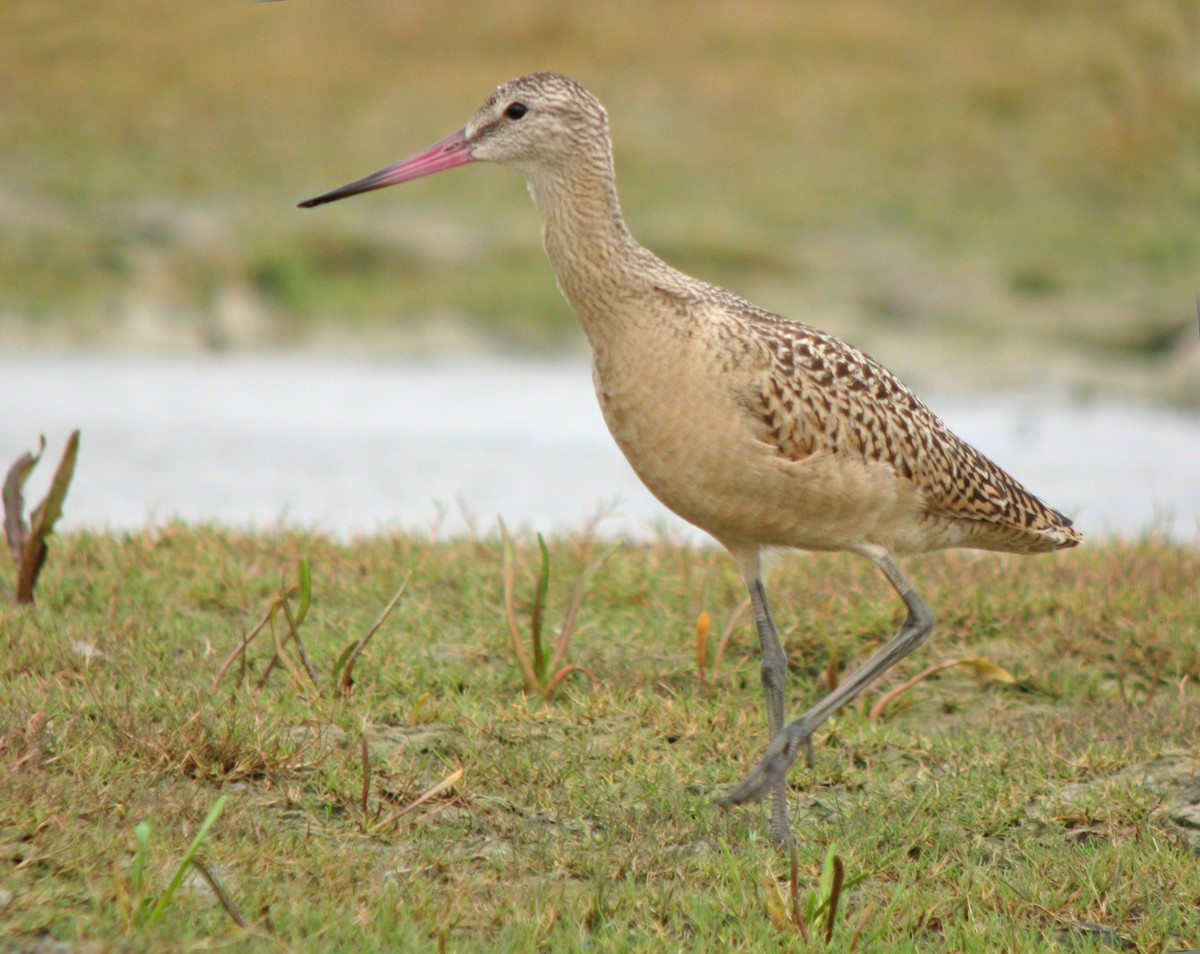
920, 604, 935, 632
907, 600, 936, 638
759, 659, 787, 691
907, 604, 935, 643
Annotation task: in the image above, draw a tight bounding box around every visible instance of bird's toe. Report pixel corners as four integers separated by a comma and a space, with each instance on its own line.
717, 719, 814, 807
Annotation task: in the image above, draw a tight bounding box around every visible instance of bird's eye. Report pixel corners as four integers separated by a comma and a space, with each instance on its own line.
504, 102, 528, 120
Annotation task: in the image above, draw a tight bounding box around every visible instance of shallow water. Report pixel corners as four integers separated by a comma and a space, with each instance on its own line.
1, 353, 1197, 543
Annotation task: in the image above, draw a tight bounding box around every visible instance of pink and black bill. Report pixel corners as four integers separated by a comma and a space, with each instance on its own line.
299, 129, 475, 208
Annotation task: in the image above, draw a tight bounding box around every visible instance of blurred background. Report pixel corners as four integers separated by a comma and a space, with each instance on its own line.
3, 0, 1198, 538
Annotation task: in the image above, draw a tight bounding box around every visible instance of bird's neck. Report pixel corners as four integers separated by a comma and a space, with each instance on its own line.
523, 157, 651, 341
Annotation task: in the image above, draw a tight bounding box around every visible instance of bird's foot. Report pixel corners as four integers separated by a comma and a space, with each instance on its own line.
717, 718, 814, 808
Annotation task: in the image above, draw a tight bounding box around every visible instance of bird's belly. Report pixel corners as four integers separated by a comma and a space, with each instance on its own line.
592, 344, 924, 553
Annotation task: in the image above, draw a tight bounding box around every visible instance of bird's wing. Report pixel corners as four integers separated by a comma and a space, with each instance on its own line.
717, 296, 1079, 546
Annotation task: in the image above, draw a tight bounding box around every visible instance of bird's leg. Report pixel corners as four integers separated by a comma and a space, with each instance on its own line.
720, 548, 934, 809
746, 575, 794, 847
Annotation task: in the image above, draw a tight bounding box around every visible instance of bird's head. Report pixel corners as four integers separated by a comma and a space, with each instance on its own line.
299, 72, 608, 209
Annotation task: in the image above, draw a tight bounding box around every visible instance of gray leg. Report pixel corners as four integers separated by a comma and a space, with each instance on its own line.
747, 575, 792, 847
719, 547, 935, 809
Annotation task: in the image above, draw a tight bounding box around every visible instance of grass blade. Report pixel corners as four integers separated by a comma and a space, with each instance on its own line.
294, 558, 312, 626
359, 734, 371, 829
869, 657, 1016, 721
711, 597, 750, 682
543, 662, 597, 696
130, 822, 151, 899
499, 520, 538, 695
331, 642, 357, 686
789, 840, 810, 941
530, 533, 551, 682
211, 607, 274, 691
378, 767, 464, 829
2, 435, 43, 564
280, 590, 319, 686
337, 574, 409, 696
824, 852, 845, 943
188, 859, 248, 928
695, 611, 711, 686
144, 794, 228, 925
15, 431, 79, 604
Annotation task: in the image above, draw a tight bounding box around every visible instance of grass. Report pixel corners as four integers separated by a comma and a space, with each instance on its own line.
2, 526, 1199, 951
3, 1, 1199, 402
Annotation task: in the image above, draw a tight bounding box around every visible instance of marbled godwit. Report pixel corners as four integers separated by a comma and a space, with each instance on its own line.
300, 72, 1081, 845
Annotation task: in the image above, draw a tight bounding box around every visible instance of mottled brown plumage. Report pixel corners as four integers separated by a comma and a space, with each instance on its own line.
301, 71, 1081, 846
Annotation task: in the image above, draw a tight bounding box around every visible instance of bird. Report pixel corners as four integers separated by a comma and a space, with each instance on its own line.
300, 71, 1082, 846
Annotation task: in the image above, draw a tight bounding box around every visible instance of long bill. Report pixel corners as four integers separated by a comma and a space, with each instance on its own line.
298, 128, 475, 208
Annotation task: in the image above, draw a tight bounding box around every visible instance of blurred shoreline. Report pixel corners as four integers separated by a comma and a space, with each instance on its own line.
2, 289, 1197, 411
3, 352, 1196, 544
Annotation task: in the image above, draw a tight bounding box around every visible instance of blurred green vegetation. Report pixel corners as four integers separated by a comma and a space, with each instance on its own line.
2, 1, 1198, 398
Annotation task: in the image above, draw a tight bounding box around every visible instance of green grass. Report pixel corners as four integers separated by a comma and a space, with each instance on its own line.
2, 1, 1198, 400
2, 527, 1199, 951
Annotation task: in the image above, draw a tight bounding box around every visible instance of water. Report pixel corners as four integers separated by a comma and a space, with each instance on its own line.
2, 353, 1197, 543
